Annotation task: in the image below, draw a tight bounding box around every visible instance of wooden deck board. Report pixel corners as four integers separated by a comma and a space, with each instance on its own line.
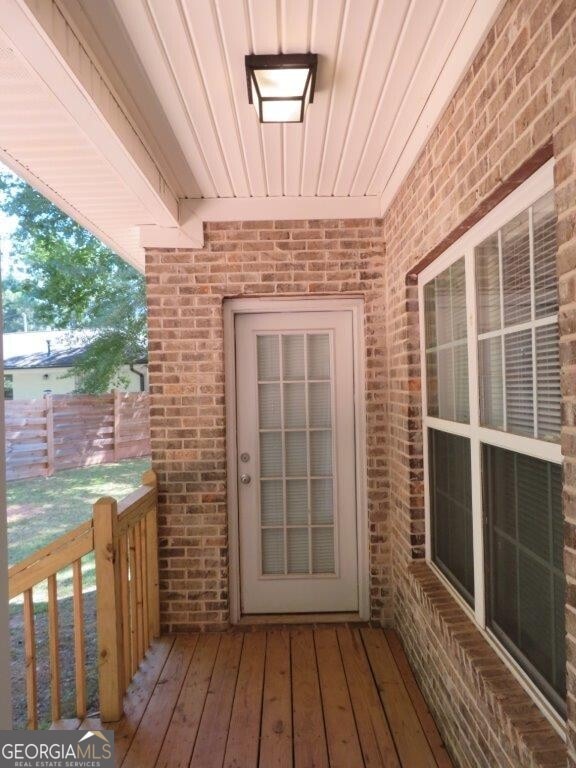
74, 627, 452, 768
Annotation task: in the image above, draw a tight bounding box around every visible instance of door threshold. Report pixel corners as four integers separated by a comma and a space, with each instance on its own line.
237, 612, 364, 626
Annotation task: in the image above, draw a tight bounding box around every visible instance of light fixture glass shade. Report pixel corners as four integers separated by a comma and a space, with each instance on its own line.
246, 54, 317, 124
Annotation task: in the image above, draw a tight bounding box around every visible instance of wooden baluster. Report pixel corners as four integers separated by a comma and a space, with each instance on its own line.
47, 574, 61, 722
133, 521, 144, 665
143, 469, 160, 639
139, 518, 149, 652
23, 589, 38, 729
72, 559, 86, 718
118, 535, 131, 690
128, 527, 138, 677
93, 496, 124, 722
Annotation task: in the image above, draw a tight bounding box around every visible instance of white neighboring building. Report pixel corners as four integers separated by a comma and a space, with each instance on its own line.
3, 330, 148, 400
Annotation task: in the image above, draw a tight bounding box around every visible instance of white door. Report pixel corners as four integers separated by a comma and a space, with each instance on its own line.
235, 311, 359, 614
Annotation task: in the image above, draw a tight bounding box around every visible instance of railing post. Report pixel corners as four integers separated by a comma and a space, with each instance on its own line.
45, 394, 54, 477
93, 495, 124, 722
143, 469, 160, 638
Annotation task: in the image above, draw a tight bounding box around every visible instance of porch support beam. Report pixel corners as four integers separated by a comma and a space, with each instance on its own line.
0, 292, 12, 729
180, 195, 382, 223
0, 0, 179, 229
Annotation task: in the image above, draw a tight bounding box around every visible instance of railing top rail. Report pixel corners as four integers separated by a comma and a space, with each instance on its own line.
9, 523, 94, 600
9, 520, 93, 579
116, 485, 156, 535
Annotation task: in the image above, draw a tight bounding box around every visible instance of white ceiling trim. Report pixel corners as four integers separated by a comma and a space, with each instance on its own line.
181, 195, 381, 222
378, 0, 507, 215
1, 0, 179, 227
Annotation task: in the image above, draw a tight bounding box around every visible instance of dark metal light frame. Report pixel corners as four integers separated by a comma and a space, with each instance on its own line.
245, 53, 318, 124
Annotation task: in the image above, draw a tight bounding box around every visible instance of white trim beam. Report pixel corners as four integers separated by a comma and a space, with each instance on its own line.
0, 0, 179, 228
181, 195, 381, 223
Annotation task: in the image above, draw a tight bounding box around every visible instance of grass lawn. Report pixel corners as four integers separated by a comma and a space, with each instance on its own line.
8, 458, 151, 729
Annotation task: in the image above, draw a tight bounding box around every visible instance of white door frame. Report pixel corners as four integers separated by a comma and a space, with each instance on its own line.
224, 296, 369, 623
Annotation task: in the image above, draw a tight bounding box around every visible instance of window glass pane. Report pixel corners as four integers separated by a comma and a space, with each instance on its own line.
424, 283, 437, 348
423, 258, 469, 423
475, 233, 501, 333
536, 324, 561, 441
484, 445, 565, 712
450, 260, 467, 340
502, 210, 531, 327
533, 192, 558, 319
504, 330, 533, 436
479, 337, 504, 429
429, 429, 474, 605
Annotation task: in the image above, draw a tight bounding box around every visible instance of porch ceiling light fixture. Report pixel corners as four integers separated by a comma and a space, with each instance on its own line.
245, 53, 318, 123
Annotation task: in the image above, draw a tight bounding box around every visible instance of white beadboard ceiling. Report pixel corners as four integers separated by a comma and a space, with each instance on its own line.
0, 0, 505, 269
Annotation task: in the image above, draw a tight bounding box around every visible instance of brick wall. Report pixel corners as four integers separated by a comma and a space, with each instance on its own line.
145, 219, 389, 631
382, 0, 576, 766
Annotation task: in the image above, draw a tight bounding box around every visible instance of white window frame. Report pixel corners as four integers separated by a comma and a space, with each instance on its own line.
418, 159, 565, 733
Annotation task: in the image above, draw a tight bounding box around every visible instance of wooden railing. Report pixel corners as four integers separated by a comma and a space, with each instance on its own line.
7, 469, 160, 727
94, 469, 160, 721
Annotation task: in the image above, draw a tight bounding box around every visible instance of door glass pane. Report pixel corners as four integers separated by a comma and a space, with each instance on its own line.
284, 383, 306, 428
259, 383, 281, 429
287, 528, 309, 573
283, 335, 305, 380
312, 528, 335, 573
261, 480, 284, 526
309, 382, 331, 427
262, 529, 284, 574
286, 479, 308, 525
257, 335, 280, 380
310, 431, 332, 476
307, 334, 330, 379
260, 432, 282, 477
286, 432, 307, 476
311, 479, 333, 524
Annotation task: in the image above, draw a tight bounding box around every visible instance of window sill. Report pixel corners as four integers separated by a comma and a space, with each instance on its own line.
405, 561, 566, 768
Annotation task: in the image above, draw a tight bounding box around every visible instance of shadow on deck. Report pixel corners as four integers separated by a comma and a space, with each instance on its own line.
54, 625, 453, 768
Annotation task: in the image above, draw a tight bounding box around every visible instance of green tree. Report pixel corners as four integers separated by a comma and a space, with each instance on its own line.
0, 169, 147, 393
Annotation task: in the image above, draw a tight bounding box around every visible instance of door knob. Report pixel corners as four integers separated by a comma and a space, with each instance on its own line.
240, 473, 252, 485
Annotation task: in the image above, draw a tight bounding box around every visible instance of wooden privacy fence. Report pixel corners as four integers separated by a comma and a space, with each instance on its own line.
8, 470, 160, 727
5, 391, 150, 481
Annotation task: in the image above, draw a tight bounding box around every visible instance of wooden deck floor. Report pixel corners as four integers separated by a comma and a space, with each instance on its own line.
61, 626, 453, 768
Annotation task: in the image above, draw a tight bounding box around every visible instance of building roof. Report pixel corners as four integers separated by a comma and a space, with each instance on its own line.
3, 330, 147, 370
